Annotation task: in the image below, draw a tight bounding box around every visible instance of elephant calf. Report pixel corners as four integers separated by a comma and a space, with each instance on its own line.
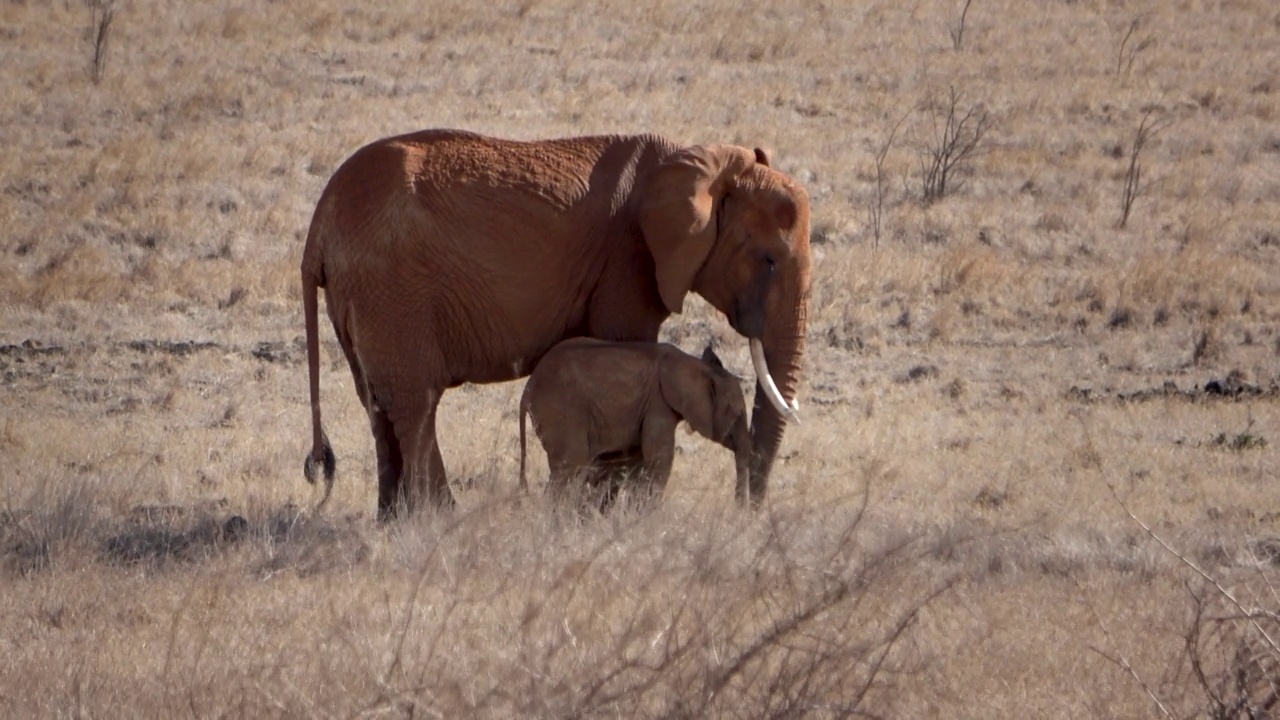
519, 338, 751, 506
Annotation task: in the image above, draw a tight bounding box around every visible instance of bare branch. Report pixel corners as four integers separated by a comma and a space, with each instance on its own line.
869, 107, 912, 248
1104, 482, 1279, 655
1116, 107, 1168, 229
1080, 584, 1175, 719
1115, 16, 1155, 80
917, 86, 993, 203
88, 0, 118, 85
1088, 645, 1175, 718
948, 0, 974, 51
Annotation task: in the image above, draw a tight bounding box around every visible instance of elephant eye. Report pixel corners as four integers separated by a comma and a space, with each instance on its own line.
762, 252, 777, 272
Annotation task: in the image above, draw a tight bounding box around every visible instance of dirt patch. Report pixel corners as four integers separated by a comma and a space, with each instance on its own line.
1066, 377, 1280, 404
125, 339, 221, 357
0, 339, 66, 385
2, 497, 371, 577
250, 338, 304, 364
100, 503, 250, 566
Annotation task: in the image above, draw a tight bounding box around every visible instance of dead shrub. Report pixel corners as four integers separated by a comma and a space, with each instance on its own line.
353, 497, 956, 717
87, 0, 118, 84
916, 86, 994, 203
1102, 486, 1280, 717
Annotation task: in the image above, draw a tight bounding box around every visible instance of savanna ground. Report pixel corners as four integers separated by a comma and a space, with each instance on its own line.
2, 0, 1279, 716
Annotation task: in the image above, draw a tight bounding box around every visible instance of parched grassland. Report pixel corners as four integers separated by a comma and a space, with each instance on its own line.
2, 0, 1279, 717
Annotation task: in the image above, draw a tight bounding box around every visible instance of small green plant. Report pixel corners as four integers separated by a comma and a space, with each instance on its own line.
1209, 419, 1267, 451
1209, 432, 1267, 451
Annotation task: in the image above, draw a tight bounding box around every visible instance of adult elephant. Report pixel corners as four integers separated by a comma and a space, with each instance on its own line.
301, 129, 810, 519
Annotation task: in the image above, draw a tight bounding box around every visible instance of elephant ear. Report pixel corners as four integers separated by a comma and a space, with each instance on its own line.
701, 344, 725, 371
659, 354, 716, 441
640, 144, 757, 314
701, 344, 746, 383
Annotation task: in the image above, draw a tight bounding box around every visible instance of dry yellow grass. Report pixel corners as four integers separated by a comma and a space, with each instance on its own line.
3, 0, 1279, 716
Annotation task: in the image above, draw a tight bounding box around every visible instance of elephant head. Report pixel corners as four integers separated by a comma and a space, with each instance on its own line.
640, 145, 811, 506
657, 345, 753, 499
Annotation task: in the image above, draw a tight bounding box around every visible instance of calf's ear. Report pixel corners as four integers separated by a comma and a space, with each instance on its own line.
701, 344, 725, 371
658, 356, 716, 440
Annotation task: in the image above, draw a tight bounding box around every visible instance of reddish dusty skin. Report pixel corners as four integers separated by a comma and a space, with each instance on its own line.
301, 130, 810, 519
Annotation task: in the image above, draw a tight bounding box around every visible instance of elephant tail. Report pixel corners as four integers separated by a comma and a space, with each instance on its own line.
302, 250, 336, 507
518, 382, 531, 493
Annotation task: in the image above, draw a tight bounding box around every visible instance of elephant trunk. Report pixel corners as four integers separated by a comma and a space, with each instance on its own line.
746, 303, 806, 507
730, 416, 752, 503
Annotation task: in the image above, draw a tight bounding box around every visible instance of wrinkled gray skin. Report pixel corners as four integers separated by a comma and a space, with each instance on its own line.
519, 339, 751, 507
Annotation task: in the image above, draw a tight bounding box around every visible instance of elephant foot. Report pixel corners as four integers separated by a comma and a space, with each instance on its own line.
584, 451, 651, 514
430, 485, 459, 511
374, 485, 457, 523
591, 474, 625, 514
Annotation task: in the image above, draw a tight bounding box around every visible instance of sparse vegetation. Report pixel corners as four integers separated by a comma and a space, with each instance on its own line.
1209, 418, 1268, 451
87, 0, 117, 85
1117, 106, 1168, 230
949, 0, 974, 52
2, 0, 1278, 716
916, 86, 993, 203
1103, 487, 1280, 717
1180, 585, 1280, 718
868, 108, 910, 247
1116, 16, 1156, 81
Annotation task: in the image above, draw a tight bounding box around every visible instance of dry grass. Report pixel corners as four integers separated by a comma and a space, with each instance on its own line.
3, 0, 1279, 716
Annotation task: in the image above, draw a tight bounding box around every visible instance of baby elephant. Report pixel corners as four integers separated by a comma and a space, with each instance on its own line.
519, 338, 751, 506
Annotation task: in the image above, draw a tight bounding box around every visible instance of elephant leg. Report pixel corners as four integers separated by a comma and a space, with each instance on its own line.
370, 387, 456, 517
337, 335, 408, 520
329, 307, 376, 414
423, 406, 454, 509
396, 391, 456, 512
547, 434, 593, 505
583, 461, 621, 512
546, 464, 571, 503
555, 467, 593, 506
588, 449, 645, 513
371, 403, 405, 522
601, 467, 630, 512
638, 411, 678, 504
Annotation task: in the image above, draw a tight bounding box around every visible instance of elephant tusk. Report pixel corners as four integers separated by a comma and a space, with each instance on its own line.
750, 339, 799, 423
